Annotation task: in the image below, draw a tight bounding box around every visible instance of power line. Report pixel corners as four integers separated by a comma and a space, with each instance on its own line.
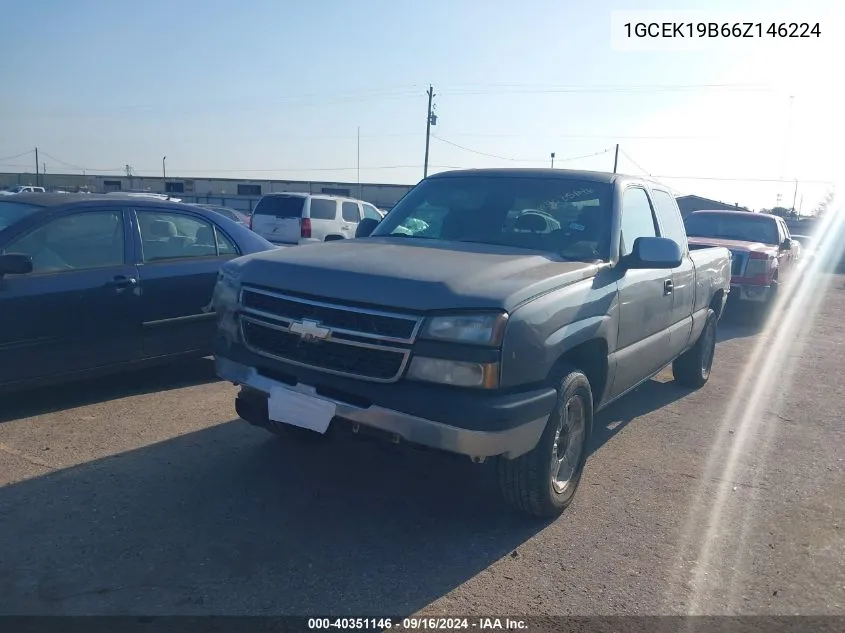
432, 135, 615, 166
0, 149, 34, 162
619, 150, 653, 176
651, 175, 835, 184
443, 83, 774, 96
552, 147, 616, 164
38, 150, 125, 173
432, 135, 540, 162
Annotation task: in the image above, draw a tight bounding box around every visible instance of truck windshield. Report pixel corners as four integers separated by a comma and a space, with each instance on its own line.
685, 213, 779, 245
372, 176, 614, 260
0, 201, 41, 232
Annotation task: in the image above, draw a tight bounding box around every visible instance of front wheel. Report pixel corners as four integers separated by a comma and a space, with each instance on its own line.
673, 307, 717, 388
497, 366, 593, 518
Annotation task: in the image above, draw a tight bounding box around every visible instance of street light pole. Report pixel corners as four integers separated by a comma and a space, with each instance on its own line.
162, 156, 167, 180
791, 178, 798, 215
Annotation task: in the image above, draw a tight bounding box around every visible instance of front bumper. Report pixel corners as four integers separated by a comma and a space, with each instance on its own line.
216, 356, 553, 460
730, 283, 774, 303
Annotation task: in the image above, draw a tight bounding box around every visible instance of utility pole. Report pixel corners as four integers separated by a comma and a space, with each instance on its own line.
613, 144, 619, 173
35, 147, 40, 186
798, 193, 803, 217
791, 178, 798, 214
357, 126, 361, 199
550, 152, 555, 168
423, 85, 436, 178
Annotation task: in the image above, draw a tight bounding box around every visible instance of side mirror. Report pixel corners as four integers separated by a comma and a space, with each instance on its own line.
0, 253, 33, 276
780, 238, 792, 251
356, 217, 380, 238
622, 237, 682, 270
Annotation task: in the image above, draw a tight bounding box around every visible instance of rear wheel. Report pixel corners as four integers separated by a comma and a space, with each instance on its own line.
497, 366, 592, 518
673, 308, 717, 388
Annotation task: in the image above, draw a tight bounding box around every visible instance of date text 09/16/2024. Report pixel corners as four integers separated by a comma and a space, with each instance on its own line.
307, 618, 529, 630
623, 22, 821, 38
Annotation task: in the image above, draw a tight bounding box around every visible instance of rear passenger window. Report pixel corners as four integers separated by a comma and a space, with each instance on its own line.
650, 190, 688, 251
216, 229, 239, 256
309, 199, 337, 220
620, 188, 657, 257
341, 202, 361, 222
137, 211, 227, 261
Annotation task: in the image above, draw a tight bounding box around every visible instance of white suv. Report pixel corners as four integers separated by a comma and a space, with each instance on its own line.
250, 193, 383, 245
1, 186, 46, 195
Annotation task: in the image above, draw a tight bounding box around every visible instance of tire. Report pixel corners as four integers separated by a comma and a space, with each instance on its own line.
673, 307, 717, 388
497, 365, 593, 518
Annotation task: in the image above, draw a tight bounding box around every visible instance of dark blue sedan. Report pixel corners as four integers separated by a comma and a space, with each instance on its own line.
0, 193, 275, 393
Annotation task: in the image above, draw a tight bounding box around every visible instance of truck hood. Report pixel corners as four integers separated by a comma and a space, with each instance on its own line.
687, 236, 778, 254
228, 237, 600, 312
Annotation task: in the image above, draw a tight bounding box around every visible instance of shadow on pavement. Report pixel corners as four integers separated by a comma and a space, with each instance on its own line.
0, 357, 220, 424
716, 304, 764, 343
0, 420, 545, 616
589, 378, 689, 455
0, 368, 702, 615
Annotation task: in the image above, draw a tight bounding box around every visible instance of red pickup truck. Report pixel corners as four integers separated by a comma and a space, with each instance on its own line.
684, 210, 797, 312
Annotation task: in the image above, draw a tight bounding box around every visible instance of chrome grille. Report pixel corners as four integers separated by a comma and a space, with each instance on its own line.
238, 287, 421, 382
241, 287, 418, 342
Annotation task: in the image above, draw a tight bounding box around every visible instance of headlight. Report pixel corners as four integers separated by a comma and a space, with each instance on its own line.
421, 312, 508, 346
407, 357, 499, 389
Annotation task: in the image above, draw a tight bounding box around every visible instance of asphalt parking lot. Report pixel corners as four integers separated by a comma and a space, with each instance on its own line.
0, 275, 843, 617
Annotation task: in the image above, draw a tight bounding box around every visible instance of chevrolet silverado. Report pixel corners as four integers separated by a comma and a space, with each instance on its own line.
213, 169, 731, 517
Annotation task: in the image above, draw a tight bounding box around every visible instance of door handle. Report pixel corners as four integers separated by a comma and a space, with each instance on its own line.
108, 275, 138, 291
664, 279, 673, 295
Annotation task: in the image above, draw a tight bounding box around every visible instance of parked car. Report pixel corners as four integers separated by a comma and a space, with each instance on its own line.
684, 210, 797, 311
249, 192, 383, 245
0, 185, 46, 195
0, 194, 274, 393
106, 191, 183, 203
212, 168, 731, 517
192, 204, 250, 227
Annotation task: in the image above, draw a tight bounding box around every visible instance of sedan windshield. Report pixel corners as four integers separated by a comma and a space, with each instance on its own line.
684, 213, 779, 245
371, 176, 613, 261
0, 200, 41, 232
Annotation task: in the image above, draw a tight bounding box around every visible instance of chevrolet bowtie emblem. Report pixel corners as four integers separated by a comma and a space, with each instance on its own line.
289, 319, 331, 342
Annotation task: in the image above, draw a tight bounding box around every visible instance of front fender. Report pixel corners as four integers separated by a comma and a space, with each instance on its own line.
499, 272, 618, 389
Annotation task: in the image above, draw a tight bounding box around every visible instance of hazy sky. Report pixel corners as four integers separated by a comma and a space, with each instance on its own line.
1, 0, 841, 210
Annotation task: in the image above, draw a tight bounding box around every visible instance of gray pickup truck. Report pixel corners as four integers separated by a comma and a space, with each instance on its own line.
212, 169, 731, 517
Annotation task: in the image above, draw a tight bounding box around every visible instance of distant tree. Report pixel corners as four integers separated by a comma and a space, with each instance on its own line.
765, 206, 792, 218
814, 188, 836, 217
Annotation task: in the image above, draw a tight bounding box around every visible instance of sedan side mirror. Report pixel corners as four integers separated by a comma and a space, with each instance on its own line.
356, 217, 380, 238
780, 238, 792, 251
622, 237, 682, 270
0, 253, 34, 276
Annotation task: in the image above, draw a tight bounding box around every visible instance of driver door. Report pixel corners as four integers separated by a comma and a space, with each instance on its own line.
0, 208, 141, 386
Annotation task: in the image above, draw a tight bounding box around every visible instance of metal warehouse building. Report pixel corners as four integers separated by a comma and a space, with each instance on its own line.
0, 172, 415, 213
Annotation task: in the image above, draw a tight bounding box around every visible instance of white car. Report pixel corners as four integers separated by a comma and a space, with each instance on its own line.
250, 193, 383, 245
